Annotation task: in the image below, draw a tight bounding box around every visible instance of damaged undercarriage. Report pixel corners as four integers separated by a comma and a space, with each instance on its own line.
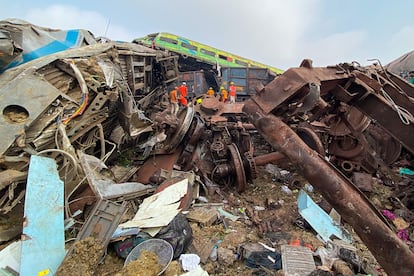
1, 19, 414, 276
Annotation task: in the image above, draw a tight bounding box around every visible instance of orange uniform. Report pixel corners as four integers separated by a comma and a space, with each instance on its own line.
229, 84, 236, 104
170, 88, 178, 103
169, 87, 179, 115
178, 84, 188, 106
229, 84, 236, 97
221, 88, 228, 102
207, 87, 214, 96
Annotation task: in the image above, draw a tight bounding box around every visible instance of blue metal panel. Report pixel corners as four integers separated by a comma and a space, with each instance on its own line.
20, 155, 65, 276
298, 190, 352, 243
4, 30, 80, 70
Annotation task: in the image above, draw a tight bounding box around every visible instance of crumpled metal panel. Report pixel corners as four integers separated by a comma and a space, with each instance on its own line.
0, 74, 60, 155
298, 190, 352, 243
250, 66, 348, 114
0, 29, 22, 69
78, 152, 155, 200
0, 18, 96, 72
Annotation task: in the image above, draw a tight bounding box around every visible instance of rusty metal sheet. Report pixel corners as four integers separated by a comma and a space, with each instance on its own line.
135, 149, 182, 184
251, 66, 348, 115
0, 74, 60, 155
200, 96, 224, 114
220, 102, 244, 114
353, 92, 414, 155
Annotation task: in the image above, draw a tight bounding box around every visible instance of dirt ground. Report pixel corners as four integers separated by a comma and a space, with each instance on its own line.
91, 165, 385, 275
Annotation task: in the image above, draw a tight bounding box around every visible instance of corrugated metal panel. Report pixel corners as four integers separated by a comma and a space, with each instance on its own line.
281, 245, 315, 276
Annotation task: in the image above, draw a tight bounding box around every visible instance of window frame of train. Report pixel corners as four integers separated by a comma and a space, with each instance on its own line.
159, 36, 178, 45
181, 42, 197, 51
200, 48, 215, 57
235, 59, 248, 67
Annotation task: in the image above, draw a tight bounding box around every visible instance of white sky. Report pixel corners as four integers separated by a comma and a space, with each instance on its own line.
1, 0, 413, 70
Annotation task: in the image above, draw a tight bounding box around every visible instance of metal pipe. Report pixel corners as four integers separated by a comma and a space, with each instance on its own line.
243, 100, 414, 275
254, 151, 285, 166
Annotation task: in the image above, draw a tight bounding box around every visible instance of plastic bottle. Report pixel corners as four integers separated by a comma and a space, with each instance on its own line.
210, 245, 218, 261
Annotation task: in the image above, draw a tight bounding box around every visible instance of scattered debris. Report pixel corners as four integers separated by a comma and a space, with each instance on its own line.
119, 178, 189, 235
1, 18, 414, 275
298, 190, 353, 243
281, 245, 315, 275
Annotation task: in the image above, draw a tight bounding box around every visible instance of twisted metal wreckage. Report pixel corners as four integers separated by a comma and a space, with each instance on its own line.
1, 20, 414, 274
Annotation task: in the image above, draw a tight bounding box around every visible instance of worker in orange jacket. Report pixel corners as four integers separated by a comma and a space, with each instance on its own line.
207, 87, 215, 96
169, 86, 179, 115
229, 82, 236, 104
178, 82, 188, 106
220, 86, 228, 103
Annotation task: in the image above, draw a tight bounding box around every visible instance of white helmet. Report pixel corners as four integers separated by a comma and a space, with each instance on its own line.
182, 82, 186, 85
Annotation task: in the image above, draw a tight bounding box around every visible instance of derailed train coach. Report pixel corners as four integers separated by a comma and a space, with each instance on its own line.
1, 18, 414, 276
0, 20, 180, 217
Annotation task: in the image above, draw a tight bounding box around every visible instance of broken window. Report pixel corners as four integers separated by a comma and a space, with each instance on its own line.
235, 59, 248, 66
200, 48, 215, 57
181, 42, 197, 51
219, 54, 232, 62
159, 36, 178, 45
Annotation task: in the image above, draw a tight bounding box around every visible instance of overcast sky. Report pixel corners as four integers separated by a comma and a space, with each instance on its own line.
1, 0, 413, 70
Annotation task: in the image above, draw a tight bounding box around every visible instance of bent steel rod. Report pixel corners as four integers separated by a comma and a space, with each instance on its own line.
243, 100, 414, 276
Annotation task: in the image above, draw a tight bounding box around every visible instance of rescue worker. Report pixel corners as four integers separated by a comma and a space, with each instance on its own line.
229, 81, 236, 104
207, 87, 215, 96
178, 82, 188, 106
169, 86, 179, 115
220, 86, 228, 103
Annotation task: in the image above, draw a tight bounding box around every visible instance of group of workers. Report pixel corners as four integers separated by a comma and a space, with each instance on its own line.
169, 81, 237, 115
169, 82, 188, 115
205, 81, 237, 103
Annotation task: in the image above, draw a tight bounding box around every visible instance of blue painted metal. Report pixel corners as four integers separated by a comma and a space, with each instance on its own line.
297, 190, 352, 243
20, 155, 65, 275
3, 30, 81, 71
